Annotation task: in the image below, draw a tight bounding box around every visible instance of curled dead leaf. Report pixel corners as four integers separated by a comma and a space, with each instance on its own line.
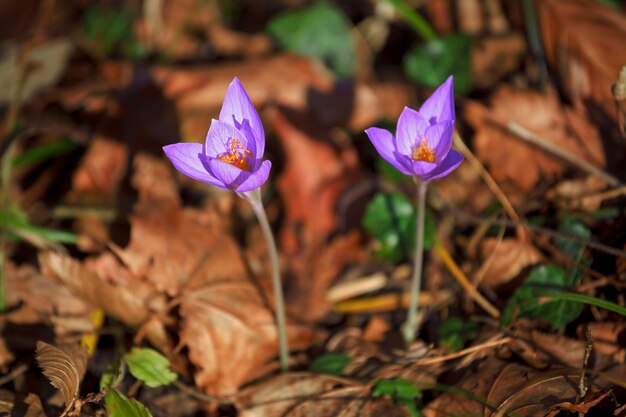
478, 238, 542, 287
35, 342, 87, 414
537, 0, 626, 121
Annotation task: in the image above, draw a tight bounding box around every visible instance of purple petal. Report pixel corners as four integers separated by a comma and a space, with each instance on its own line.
396, 107, 429, 155
163, 143, 226, 188
422, 149, 464, 181
418, 75, 455, 125
219, 77, 265, 144
205, 119, 248, 159
205, 158, 249, 190
239, 119, 260, 170
235, 160, 272, 192
424, 121, 454, 161
410, 160, 438, 177
365, 127, 412, 176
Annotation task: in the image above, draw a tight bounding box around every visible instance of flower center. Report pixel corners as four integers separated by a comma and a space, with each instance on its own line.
218, 139, 253, 171
412, 138, 435, 163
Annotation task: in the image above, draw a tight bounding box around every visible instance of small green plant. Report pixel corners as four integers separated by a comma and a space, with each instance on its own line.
362, 191, 435, 264
502, 217, 592, 327
267, 1, 356, 77
309, 353, 352, 376
372, 378, 423, 417
82, 5, 147, 59
438, 317, 478, 351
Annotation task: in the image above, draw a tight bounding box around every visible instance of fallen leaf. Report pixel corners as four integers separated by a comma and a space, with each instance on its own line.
0, 39, 73, 105
151, 55, 412, 140
5, 262, 94, 339
537, 0, 626, 121
237, 372, 411, 417
471, 33, 526, 90
466, 86, 606, 192
68, 137, 129, 205
478, 238, 543, 287
23, 393, 46, 417
35, 342, 87, 414
548, 390, 612, 415
546, 175, 608, 212
271, 106, 358, 247
0, 389, 14, 415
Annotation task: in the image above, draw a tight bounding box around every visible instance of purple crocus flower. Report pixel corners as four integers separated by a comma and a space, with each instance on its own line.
163, 77, 271, 193
365, 76, 463, 181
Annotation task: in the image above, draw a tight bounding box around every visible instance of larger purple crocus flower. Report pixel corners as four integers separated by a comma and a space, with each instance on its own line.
163, 77, 271, 193
365, 75, 463, 181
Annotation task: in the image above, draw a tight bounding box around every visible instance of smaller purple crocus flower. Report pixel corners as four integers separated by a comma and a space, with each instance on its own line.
163, 77, 271, 193
365, 75, 463, 181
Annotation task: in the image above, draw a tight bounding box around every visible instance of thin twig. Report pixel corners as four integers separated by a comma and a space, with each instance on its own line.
435, 241, 501, 319
0, 363, 28, 386
172, 380, 234, 405
507, 121, 621, 187
578, 326, 594, 416
454, 133, 526, 241
447, 207, 626, 259
413, 336, 511, 366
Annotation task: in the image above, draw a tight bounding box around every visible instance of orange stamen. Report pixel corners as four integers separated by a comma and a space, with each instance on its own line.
218, 139, 253, 171
412, 138, 435, 163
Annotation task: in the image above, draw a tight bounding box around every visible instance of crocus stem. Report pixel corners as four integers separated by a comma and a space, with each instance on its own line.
242, 190, 289, 371
402, 180, 427, 344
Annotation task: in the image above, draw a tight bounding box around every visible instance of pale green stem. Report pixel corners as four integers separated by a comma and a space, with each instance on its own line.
402, 180, 427, 343
241, 190, 289, 371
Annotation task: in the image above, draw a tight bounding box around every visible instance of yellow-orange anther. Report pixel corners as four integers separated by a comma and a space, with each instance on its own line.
412, 138, 435, 163
218, 139, 253, 171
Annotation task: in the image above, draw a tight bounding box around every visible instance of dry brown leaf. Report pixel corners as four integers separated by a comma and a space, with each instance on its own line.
466, 86, 606, 192
546, 176, 608, 212
537, 0, 626, 121
23, 393, 46, 417
581, 322, 626, 363
471, 33, 526, 90
5, 262, 94, 339
0, 39, 73, 105
180, 280, 312, 397
288, 232, 366, 323
151, 55, 412, 140
270, 106, 358, 245
478, 238, 543, 287
0, 389, 14, 414
548, 390, 613, 415
35, 342, 87, 414
87, 153, 313, 396
68, 137, 129, 204
237, 373, 410, 417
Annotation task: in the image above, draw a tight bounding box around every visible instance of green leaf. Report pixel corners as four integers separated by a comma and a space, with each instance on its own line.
12, 137, 78, 168
105, 389, 153, 417
0, 209, 77, 244
267, 1, 355, 77
557, 217, 590, 261
403, 33, 472, 94
362, 192, 435, 263
124, 347, 177, 388
501, 264, 583, 327
438, 317, 478, 351
309, 353, 351, 376
100, 350, 125, 390
597, 0, 621, 8
82, 5, 146, 60
557, 216, 591, 284
372, 378, 423, 417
